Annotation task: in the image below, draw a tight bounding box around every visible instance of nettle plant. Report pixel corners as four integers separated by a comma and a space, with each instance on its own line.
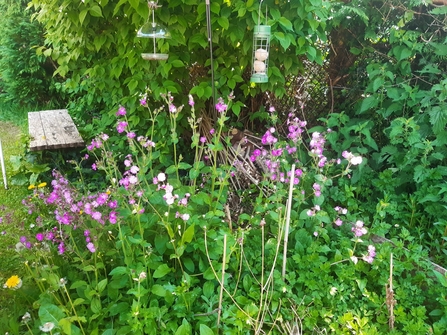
8, 93, 383, 334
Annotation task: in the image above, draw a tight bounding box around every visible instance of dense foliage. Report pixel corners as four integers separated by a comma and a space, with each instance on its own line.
1, 0, 447, 334
28, 0, 329, 133
0, 0, 60, 106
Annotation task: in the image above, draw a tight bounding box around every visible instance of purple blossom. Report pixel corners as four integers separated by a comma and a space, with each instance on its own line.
87, 242, 96, 253
36, 233, 44, 241
127, 132, 136, 139
109, 211, 118, 224
352, 220, 368, 237
200, 136, 207, 144
169, 104, 177, 113
58, 242, 65, 255
117, 121, 128, 133
140, 98, 147, 106
215, 97, 228, 113
188, 95, 195, 107
116, 106, 127, 116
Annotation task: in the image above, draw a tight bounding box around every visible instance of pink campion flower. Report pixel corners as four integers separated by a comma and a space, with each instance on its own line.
140, 98, 147, 106
188, 94, 195, 107
92, 163, 97, 171
127, 132, 136, 139
92, 212, 102, 221
117, 121, 128, 133
269, 106, 276, 113
210, 128, 215, 135
87, 242, 96, 253
130, 166, 139, 174
101, 133, 109, 141
58, 242, 65, 255
352, 220, 368, 237
363, 245, 376, 264
116, 106, 127, 116
313, 183, 321, 197
36, 233, 44, 241
109, 211, 118, 224
215, 97, 228, 113
200, 136, 207, 144
169, 104, 177, 113
335, 218, 343, 226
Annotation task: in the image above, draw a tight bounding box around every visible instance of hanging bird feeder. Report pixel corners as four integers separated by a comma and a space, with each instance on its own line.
250, 0, 271, 83
137, 1, 171, 61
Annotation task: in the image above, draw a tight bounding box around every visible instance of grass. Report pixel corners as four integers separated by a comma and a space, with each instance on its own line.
0, 100, 34, 323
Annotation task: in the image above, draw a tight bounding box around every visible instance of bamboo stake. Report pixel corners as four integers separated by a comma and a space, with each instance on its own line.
282, 164, 295, 280
217, 234, 227, 330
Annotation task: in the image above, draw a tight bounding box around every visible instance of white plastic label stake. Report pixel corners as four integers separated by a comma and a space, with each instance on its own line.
0, 139, 7, 189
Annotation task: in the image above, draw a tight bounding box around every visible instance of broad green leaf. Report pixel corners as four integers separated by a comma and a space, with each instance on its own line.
128, 0, 139, 11
97, 279, 108, 293
278, 17, 293, 31
79, 9, 88, 25
200, 324, 215, 335
217, 17, 229, 30
359, 96, 378, 114
181, 224, 195, 244
153, 264, 172, 278
151, 284, 167, 296
91, 297, 102, 314
372, 77, 384, 92
89, 5, 103, 17
109, 266, 128, 276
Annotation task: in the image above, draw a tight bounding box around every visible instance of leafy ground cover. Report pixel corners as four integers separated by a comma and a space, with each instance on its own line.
0, 113, 30, 326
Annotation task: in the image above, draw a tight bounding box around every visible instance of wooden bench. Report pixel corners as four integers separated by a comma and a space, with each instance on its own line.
28, 109, 84, 151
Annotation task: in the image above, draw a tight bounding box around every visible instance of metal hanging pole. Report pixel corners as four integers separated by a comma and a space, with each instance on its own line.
205, 0, 216, 118
0, 139, 7, 189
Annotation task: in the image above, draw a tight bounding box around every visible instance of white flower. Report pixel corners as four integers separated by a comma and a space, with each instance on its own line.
157, 173, 166, 182
39, 322, 55, 332
350, 156, 363, 165
21, 312, 31, 323
350, 256, 358, 264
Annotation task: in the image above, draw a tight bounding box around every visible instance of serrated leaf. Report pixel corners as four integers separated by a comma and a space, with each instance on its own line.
428, 107, 447, 134
359, 96, 378, 113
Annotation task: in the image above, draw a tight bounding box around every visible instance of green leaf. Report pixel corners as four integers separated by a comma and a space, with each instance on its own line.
128, 0, 139, 11
372, 77, 384, 92
153, 264, 172, 278
181, 224, 195, 244
175, 320, 192, 335
89, 5, 103, 17
359, 96, 378, 114
91, 297, 102, 314
109, 266, 128, 276
171, 60, 184, 68
79, 9, 88, 25
217, 17, 229, 30
97, 279, 108, 293
393, 45, 412, 61
151, 284, 167, 297
278, 17, 293, 31
39, 304, 66, 324
200, 324, 215, 335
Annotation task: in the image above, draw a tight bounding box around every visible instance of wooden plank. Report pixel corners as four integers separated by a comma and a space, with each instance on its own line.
28, 109, 84, 151
28, 111, 47, 151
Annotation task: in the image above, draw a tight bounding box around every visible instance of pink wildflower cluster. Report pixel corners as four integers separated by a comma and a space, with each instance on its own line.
287, 113, 307, 143
261, 128, 278, 145
153, 173, 178, 206
334, 206, 348, 226
342, 151, 363, 166
362, 245, 376, 264
119, 155, 140, 190
352, 220, 367, 237
24, 170, 120, 254
310, 132, 327, 167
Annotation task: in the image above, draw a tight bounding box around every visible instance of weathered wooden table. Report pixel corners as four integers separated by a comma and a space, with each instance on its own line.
28, 109, 84, 151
